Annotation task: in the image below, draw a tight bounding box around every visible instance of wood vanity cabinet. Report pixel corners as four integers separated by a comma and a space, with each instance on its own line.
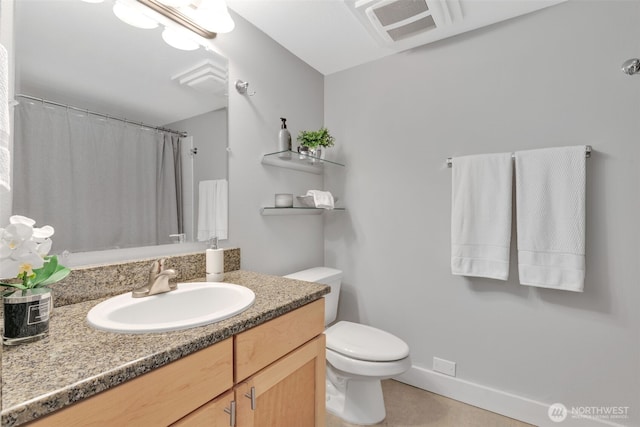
171, 389, 235, 426
27, 299, 325, 427
174, 298, 326, 427
27, 338, 234, 426
235, 335, 326, 427
233, 298, 325, 427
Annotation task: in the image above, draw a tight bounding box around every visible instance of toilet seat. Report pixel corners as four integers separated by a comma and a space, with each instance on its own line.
325, 321, 410, 362
326, 348, 412, 377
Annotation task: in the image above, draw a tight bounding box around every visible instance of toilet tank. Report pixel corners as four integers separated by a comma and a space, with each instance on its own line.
284, 267, 342, 326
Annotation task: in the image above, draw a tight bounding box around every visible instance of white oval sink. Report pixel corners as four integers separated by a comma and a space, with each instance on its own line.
87, 282, 255, 333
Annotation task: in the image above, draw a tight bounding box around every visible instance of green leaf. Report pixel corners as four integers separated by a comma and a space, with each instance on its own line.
1, 282, 28, 291
296, 127, 335, 148
26, 256, 70, 288
30, 256, 56, 285
38, 266, 71, 287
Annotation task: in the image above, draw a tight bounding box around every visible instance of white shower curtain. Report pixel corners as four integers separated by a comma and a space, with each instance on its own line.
12, 100, 182, 253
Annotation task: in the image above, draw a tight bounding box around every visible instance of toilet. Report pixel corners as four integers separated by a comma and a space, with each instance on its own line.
284, 267, 411, 425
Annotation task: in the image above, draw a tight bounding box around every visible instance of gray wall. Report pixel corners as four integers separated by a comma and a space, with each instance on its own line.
325, 1, 639, 426
166, 108, 228, 184
215, 11, 326, 274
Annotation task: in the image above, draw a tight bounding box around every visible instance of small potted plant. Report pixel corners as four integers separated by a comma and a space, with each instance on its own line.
297, 127, 335, 161
0, 215, 70, 345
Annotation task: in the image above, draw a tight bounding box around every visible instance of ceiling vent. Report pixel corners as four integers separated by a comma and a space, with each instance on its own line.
348, 0, 462, 46
172, 59, 228, 94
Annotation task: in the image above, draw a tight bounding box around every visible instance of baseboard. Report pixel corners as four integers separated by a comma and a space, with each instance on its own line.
395, 366, 629, 427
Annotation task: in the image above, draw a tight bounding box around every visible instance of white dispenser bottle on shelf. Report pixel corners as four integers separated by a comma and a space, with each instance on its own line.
278, 117, 292, 159
206, 237, 224, 282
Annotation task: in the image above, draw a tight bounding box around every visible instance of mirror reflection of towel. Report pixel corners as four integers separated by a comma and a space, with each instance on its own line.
197, 179, 228, 241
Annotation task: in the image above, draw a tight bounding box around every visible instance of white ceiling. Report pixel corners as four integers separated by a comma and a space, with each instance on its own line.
228, 0, 566, 76
14, 0, 566, 123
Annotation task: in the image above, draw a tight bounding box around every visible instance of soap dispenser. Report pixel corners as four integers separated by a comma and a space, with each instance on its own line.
278, 117, 292, 159
206, 237, 224, 282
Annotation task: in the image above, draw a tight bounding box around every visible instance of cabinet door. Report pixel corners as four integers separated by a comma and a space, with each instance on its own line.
236, 335, 326, 427
171, 390, 235, 427
27, 339, 233, 427
235, 299, 325, 382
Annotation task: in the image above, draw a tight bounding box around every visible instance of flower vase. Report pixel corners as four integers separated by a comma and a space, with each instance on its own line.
298, 145, 310, 160
309, 148, 321, 163
3, 287, 52, 345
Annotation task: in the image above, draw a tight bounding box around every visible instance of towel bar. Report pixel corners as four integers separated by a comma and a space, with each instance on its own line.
446, 145, 592, 168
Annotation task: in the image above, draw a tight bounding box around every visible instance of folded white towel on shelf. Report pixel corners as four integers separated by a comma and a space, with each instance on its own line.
197, 179, 228, 241
515, 146, 586, 292
0, 43, 10, 191
306, 190, 334, 209
451, 152, 513, 280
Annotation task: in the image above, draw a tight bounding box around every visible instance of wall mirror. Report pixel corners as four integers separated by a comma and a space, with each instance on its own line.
12, 0, 229, 257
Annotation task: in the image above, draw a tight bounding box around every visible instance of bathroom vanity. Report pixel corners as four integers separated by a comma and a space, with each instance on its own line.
1, 269, 329, 426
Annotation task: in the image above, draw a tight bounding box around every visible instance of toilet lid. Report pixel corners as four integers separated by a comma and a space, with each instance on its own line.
325, 321, 410, 362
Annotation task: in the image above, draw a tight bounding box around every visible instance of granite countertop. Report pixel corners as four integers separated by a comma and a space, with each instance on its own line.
1, 270, 329, 426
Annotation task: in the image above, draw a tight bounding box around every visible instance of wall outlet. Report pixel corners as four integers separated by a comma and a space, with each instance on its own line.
433, 357, 456, 377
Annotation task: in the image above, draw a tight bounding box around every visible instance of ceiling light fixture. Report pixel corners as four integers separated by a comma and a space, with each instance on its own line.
161, 27, 200, 51
158, 0, 191, 6
136, 0, 234, 38
104, 0, 235, 51
196, 0, 235, 34
113, 0, 159, 29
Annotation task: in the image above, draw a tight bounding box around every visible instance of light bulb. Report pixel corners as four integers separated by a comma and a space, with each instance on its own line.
113, 1, 159, 29
162, 27, 200, 51
197, 0, 235, 33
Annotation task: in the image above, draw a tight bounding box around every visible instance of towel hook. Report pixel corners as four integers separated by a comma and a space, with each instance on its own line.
621, 58, 640, 76
235, 80, 256, 96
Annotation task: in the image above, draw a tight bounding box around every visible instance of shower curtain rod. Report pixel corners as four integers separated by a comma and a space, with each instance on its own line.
15, 94, 188, 138
446, 145, 592, 168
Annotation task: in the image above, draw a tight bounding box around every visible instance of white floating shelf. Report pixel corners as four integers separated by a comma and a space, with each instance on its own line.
260, 207, 346, 216
262, 150, 345, 175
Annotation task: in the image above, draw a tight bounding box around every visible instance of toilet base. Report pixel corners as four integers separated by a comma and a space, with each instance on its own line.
326, 368, 386, 425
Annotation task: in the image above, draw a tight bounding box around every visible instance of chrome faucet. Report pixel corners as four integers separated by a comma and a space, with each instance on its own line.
132, 259, 177, 298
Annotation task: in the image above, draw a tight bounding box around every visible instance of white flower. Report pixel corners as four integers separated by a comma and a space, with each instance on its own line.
0, 216, 55, 280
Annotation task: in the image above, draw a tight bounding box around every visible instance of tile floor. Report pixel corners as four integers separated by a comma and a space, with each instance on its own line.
326, 380, 535, 427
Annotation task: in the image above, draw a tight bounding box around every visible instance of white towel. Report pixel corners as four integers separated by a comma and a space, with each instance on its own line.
451, 153, 513, 280
0, 43, 10, 191
515, 146, 586, 292
197, 179, 228, 241
307, 190, 334, 210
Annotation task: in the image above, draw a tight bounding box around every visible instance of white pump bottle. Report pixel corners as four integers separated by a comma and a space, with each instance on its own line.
206, 237, 224, 282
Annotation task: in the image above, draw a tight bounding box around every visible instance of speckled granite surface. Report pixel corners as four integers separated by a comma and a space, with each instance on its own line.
48, 248, 241, 307
1, 270, 328, 426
